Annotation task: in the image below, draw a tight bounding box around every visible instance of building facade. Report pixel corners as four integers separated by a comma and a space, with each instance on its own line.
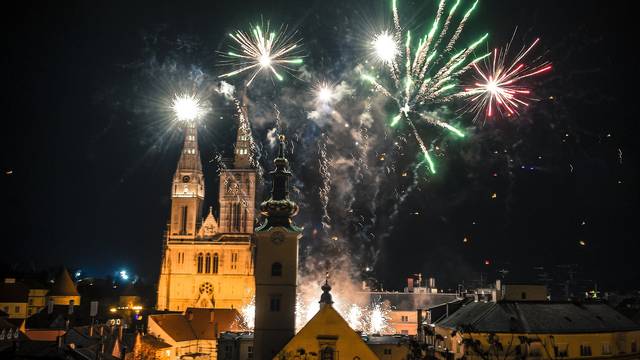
431, 300, 640, 359
157, 117, 257, 312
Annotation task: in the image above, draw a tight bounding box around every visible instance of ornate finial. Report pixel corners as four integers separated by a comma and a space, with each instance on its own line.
209, 206, 213, 214
256, 132, 300, 232
320, 275, 334, 305
278, 135, 286, 158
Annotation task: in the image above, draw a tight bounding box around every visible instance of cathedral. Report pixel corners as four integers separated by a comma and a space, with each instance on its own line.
156, 111, 304, 360
156, 115, 257, 311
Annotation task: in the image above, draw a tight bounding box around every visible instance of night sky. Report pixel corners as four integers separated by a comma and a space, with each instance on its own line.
2, 0, 637, 292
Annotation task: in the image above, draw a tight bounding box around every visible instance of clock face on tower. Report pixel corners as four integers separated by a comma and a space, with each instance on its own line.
271, 231, 284, 245
182, 175, 191, 183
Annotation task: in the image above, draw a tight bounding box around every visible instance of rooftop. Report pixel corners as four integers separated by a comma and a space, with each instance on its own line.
437, 301, 640, 334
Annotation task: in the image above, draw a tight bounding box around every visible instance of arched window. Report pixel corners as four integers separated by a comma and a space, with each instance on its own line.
321, 347, 334, 360
197, 253, 203, 273
271, 262, 282, 277
213, 253, 219, 274
205, 253, 211, 273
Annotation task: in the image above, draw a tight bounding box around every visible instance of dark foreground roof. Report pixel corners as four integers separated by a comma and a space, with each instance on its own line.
0, 282, 29, 303
50, 268, 79, 297
150, 308, 241, 342
437, 301, 640, 334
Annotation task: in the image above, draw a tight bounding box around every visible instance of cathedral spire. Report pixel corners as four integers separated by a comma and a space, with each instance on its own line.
257, 135, 300, 231
177, 122, 203, 173
233, 93, 252, 169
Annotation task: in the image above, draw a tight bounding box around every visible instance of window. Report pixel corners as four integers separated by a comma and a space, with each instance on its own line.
401, 315, 409, 322
580, 344, 592, 356
401, 330, 409, 335
270, 296, 281, 312
321, 347, 335, 360
29, 299, 33, 305
554, 344, 569, 358
529, 345, 542, 357
231, 252, 238, 270
383, 348, 392, 355
205, 253, 211, 273
197, 253, 204, 273
180, 206, 188, 234
632, 341, 637, 353
521, 292, 527, 300
15, 306, 20, 313
248, 346, 253, 359
213, 253, 219, 274
231, 203, 241, 232
271, 262, 282, 277
602, 343, 611, 355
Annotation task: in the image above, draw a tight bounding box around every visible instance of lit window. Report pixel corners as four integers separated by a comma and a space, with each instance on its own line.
213, 253, 219, 274
383, 349, 392, 355
602, 343, 611, 355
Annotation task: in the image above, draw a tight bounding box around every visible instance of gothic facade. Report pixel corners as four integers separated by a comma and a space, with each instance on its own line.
156, 118, 256, 311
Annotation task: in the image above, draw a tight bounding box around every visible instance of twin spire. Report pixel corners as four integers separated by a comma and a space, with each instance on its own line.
177, 122, 203, 172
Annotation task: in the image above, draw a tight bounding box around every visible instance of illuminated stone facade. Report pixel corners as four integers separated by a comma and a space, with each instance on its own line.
156, 119, 256, 312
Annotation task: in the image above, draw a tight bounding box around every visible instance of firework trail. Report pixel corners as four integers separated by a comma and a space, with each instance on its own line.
219, 21, 304, 87
362, 0, 489, 173
462, 37, 552, 121
318, 134, 332, 230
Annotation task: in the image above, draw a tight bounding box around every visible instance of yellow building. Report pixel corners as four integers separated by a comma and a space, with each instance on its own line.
26, 281, 49, 317
0, 278, 29, 319
431, 300, 640, 359
157, 116, 256, 312
276, 281, 380, 360
48, 268, 81, 306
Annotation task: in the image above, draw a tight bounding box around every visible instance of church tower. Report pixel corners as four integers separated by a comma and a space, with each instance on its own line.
218, 105, 256, 234
168, 122, 205, 238
254, 135, 302, 360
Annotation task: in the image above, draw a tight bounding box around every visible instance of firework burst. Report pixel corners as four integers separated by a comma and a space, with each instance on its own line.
219, 21, 304, 87
462, 37, 552, 122
362, 0, 489, 173
171, 93, 208, 122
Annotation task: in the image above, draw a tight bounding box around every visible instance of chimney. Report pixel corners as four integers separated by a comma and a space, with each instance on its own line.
407, 277, 414, 293
428, 277, 436, 289
68, 300, 75, 315
47, 299, 54, 314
